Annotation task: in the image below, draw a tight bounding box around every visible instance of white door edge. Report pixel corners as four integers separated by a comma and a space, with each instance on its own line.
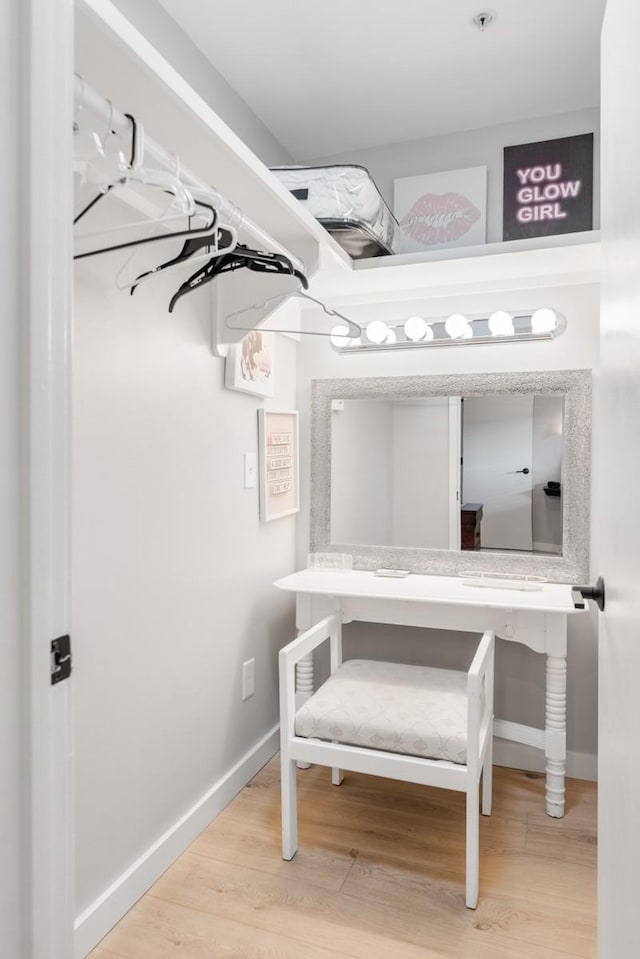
27, 0, 75, 955
448, 397, 461, 550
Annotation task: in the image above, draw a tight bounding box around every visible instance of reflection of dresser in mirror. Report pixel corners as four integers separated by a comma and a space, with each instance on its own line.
461, 503, 483, 550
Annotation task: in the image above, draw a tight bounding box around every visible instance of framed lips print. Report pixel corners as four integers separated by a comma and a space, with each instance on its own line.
394, 166, 487, 252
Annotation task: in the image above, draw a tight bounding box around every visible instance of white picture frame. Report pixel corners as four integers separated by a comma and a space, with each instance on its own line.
225, 330, 275, 397
394, 166, 487, 252
258, 409, 300, 522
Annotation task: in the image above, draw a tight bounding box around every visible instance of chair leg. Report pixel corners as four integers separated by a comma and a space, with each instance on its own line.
482, 733, 493, 816
281, 755, 298, 861
465, 781, 479, 909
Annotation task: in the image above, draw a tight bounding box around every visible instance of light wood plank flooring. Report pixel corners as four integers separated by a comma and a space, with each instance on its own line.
91, 757, 596, 959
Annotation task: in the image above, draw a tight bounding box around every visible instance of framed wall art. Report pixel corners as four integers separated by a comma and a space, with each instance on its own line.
258, 409, 300, 522
394, 166, 487, 251
225, 330, 275, 398
503, 133, 594, 240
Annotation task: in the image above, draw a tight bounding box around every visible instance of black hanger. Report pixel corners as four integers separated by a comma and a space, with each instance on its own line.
129, 222, 238, 295
168, 245, 308, 313
73, 195, 218, 261
226, 244, 310, 283
73, 183, 117, 225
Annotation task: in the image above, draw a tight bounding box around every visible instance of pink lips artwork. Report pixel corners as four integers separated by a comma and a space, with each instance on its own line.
399, 192, 481, 246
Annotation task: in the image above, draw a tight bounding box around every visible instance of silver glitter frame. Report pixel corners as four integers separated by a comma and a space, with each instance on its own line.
310, 370, 591, 584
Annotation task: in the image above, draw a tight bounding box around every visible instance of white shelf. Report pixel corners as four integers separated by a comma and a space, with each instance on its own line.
74, 0, 352, 282
74, 0, 600, 334
356, 229, 600, 272
308, 231, 601, 303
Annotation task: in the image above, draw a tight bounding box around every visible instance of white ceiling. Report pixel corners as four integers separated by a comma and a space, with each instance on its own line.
156, 0, 606, 161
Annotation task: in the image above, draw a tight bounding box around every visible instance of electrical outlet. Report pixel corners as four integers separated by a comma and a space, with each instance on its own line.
242, 658, 255, 700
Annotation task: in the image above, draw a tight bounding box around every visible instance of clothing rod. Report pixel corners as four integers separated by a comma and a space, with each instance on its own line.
73, 74, 304, 273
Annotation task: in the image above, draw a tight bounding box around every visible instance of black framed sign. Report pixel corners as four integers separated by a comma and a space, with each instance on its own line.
503, 133, 593, 241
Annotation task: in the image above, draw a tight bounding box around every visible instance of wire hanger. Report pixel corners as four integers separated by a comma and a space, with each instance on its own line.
224, 289, 362, 339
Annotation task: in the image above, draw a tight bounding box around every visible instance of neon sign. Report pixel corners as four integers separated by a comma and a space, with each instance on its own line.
503, 135, 593, 240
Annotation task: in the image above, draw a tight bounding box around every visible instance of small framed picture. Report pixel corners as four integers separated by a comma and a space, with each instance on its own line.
394, 166, 487, 251
225, 330, 274, 398
258, 410, 300, 522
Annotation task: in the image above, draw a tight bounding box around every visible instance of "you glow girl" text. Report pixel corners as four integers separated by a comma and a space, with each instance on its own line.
515, 164, 582, 222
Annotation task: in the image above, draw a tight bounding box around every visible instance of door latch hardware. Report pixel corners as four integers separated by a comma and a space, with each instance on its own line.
51, 635, 72, 685
572, 576, 605, 612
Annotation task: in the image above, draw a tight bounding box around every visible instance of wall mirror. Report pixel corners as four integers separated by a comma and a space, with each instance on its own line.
310, 370, 591, 583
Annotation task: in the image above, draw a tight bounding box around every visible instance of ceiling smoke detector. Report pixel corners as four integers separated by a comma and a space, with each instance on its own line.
472, 10, 496, 32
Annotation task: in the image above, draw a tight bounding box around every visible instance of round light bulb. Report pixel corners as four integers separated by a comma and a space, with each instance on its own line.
488, 310, 514, 337
445, 313, 471, 339
385, 328, 397, 344
330, 324, 351, 348
404, 316, 428, 342
531, 308, 558, 334
366, 320, 391, 345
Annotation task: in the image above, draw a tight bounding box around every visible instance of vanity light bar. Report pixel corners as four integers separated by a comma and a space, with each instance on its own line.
329, 309, 566, 353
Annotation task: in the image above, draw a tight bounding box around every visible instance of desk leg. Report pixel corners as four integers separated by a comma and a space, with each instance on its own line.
295, 653, 314, 770
545, 654, 567, 817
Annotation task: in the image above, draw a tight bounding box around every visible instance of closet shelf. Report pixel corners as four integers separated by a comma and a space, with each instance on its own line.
75, 0, 353, 344
308, 232, 601, 303
76, 0, 600, 340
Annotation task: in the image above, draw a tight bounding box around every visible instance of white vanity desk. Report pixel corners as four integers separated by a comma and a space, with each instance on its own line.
275, 568, 587, 818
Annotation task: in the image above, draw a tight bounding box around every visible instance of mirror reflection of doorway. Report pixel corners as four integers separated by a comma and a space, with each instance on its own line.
462, 395, 535, 552
329, 393, 564, 556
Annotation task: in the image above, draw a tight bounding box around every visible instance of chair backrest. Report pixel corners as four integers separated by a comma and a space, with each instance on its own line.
467, 630, 495, 778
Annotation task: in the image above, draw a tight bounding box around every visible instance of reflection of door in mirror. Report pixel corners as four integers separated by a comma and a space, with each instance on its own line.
462, 395, 534, 551
462, 395, 564, 554
330, 397, 461, 550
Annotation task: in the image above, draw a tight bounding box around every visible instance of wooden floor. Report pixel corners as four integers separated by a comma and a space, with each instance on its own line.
90, 757, 597, 959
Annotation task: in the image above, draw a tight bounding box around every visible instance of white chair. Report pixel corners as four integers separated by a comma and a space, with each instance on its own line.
279, 615, 495, 908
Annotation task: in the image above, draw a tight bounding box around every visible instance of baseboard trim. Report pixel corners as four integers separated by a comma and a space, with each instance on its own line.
494, 738, 597, 781
74, 724, 280, 959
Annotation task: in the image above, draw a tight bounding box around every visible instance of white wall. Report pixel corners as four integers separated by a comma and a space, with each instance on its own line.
297, 280, 599, 769
308, 108, 600, 244
331, 400, 393, 545
391, 400, 451, 549
110, 0, 292, 166
331, 398, 452, 549
0, 0, 27, 953
73, 227, 298, 939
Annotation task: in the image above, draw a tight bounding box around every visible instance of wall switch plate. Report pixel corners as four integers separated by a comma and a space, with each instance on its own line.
242, 658, 255, 700
244, 452, 257, 489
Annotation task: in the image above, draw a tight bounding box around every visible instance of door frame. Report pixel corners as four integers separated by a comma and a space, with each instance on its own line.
448, 397, 462, 550
25, 0, 75, 955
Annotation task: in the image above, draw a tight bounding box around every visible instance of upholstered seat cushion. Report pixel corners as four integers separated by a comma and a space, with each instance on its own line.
295, 659, 469, 764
